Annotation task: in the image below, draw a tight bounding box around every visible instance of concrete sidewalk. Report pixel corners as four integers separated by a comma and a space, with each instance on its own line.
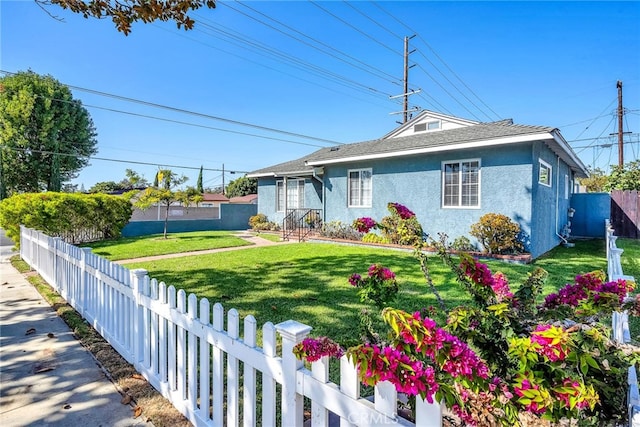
0, 247, 153, 426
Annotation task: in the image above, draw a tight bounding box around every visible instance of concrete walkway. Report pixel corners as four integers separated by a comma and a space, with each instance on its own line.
116, 231, 291, 265
0, 238, 154, 427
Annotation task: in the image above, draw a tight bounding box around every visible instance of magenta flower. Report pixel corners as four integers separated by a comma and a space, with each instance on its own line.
293, 336, 344, 362
388, 202, 416, 220
353, 217, 377, 233
348, 273, 362, 287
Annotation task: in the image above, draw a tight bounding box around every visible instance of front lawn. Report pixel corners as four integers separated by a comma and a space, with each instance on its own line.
82, 231, 251, 261
125, 239, 609, 346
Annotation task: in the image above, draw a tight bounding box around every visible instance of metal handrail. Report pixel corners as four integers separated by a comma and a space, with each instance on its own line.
282, 208, 322, 242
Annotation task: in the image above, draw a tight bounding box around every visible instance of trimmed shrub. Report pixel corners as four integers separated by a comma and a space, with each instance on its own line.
362, 233, 391, 244
319, 220, 362, 241
248, 213, 279, 231
0, 192, 132, 247
469, 213, 524, 254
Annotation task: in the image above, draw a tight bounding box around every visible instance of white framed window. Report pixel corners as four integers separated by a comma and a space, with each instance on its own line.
348, 168, 372, 207
564, 174, 569, 199
276, 179, 305, 212
442, 159, 480, 208
539, 159, 552, 187
427, 120, 440, 130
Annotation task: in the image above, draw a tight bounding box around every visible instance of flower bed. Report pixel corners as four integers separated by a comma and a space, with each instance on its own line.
296, 202, 638, 426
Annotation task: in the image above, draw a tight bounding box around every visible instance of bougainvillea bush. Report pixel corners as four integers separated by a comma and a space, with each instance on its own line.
294, 202, 639, 426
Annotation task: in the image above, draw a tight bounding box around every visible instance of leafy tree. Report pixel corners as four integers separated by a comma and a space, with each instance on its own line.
225, 176, 257, 198
119, 168, 149, 190
36, 0, 217, 35
89, 181, 122, 193
196, 165, 204, 193
605, 160, 640, 191
133, 169, 196, 239
0, 70, 97, 199
578, 167, 609, 192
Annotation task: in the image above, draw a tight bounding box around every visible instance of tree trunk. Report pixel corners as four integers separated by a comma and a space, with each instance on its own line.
163, 203, 170, 239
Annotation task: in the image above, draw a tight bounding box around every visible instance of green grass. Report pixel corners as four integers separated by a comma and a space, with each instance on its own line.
82, 230, 252, 261
617, 238, 640, 280
125, 239, 608, 346
252, 232, 282, 243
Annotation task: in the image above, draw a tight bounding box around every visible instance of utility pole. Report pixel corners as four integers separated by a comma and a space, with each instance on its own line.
390, 35, 420, 123
403, 36, 410, 123
222, 163, 225, 195
617, 80, 624, 166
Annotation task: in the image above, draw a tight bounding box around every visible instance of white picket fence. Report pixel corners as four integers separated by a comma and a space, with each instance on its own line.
19, 226, 443, 427
605, 220, 640, 427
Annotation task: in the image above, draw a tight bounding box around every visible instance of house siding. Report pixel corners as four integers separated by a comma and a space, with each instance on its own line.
321, 145, 534, 252
254, 142, 582, 259
256, 177, 321, 224
529, 141, 574, 258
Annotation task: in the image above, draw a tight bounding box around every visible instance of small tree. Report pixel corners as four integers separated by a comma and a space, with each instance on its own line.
89, 181, 122, 194
578, 167, 608, 192
605, 160, 640, 191
196, 166, 204, 193
119, 168, 149, 190
225, 175, 257, 198
133, 169, 193, 239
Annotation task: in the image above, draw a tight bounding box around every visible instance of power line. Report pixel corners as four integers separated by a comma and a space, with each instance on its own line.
220, 1, 402, 86
0, 69, 344, 146
1, 145, 250, 174
574, 98, 617, 140
309, 1, 400, 55
371, 1, 500, 120
31, 93, 331, 148
151, 23, 397, 114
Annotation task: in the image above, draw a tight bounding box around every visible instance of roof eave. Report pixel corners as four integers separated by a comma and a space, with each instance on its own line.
306, 132, 554, 166
248, 170, 314, 179
550, 129, 589, 178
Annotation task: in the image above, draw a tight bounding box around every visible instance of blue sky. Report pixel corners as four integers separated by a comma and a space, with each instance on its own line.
1, 1, 639, 190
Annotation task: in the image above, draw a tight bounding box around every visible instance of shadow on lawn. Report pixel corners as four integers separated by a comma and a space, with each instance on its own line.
133, 250, 473, 344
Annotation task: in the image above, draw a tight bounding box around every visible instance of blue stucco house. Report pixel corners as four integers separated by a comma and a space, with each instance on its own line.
248, 111, 589, 259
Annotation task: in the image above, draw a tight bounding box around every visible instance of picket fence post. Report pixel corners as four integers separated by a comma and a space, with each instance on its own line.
79, 247, 92, 318
276, 320, 312, 427
131, 268, 148, 370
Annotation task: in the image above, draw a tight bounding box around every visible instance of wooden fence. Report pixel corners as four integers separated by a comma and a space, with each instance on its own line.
19, 225, 443, 427
605, 220, 639, 427
611, 190, 640, 239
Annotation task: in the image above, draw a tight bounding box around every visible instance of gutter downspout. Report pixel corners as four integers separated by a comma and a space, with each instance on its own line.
311, 169, 326, 223
555, 155, 568, 245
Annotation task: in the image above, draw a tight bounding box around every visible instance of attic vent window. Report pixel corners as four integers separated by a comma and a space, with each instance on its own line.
330, 147, 340, 151
414, 123, 427, 132
427, 121, 440, 130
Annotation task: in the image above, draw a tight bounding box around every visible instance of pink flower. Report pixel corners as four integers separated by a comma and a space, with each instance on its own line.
293, 337, 344, 362
388, 202, 416, 220
353, 217, 377, 233
491, 272, 513, 301
348, 273, 361, 287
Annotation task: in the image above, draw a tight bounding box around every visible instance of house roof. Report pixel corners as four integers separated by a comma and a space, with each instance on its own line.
229, 194, 258, 203
202, 193, 229, 202
248, 117, 589, 178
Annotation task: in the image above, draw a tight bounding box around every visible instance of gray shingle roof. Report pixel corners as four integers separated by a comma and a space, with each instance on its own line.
248, 119, 587, 177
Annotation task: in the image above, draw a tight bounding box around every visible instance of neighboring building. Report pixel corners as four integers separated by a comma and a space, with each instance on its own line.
248, 111, 589, 259
200, 193, 230, 208
229, 194, 258, 204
